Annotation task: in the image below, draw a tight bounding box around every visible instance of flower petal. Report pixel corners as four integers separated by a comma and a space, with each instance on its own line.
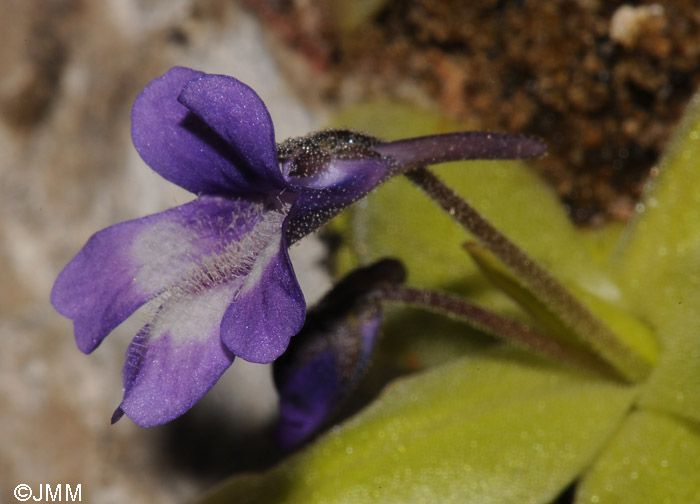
113, 283, 237, 427
274, 351, 340, 447
131, 67, 276, 195
273, 259, 404, 449
286, 157, 392, 243
178, 73, 287, 191
275, 313, 382, 449
51, 195, 265, 354
220, 234, 305, 363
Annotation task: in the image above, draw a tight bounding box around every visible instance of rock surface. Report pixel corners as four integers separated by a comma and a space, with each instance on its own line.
0, 1, 322, 502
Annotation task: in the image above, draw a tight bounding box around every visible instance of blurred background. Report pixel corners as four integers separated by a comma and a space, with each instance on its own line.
1, 1, 699, 502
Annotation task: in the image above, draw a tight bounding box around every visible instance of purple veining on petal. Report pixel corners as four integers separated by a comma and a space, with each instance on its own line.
114, 283, 238, 427
52, 195, 260, 354
178, 74, 286, 192
220, 232, 306, 363
131, 67, 276, 196
374, 132, 547, 167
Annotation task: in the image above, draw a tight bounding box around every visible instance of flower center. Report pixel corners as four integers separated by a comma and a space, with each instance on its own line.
130, 200, 291, 346
130, 199, 290, 305
173, 204, 289, 299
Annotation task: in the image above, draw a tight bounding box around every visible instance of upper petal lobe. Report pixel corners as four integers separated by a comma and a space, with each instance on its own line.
131, 67, 280, 196
179, 74, 286, 192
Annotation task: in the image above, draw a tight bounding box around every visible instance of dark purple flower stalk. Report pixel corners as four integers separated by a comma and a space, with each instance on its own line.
51, 67, 545, 427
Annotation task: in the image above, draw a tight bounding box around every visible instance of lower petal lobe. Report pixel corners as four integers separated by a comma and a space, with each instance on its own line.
51, 195, 265, 353
220, 232, 306, 364
115, 283, 238, 426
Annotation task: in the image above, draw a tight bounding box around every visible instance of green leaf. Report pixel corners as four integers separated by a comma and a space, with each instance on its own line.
576, 410, 700, 504
333, 102, 619, 303
465, 242, 591, 348
611, 91, 700, 423
577, 223, 626, 269
614, 91, 700, 291
332, 101, 658, 382
572, 288, 658, 373
198, 348, 635, 504
373, 306, 496, 372
330, 102, 556, 369
465, 241, 658, 383
636, 292, 700, 424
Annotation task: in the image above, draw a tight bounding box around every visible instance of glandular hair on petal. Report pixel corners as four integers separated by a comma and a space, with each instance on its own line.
236, 235, 281, 299
170, 204, 289, 299
143, 204, 290, 346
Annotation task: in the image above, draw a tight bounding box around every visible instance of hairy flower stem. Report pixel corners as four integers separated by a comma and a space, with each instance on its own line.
376, 284, 616, 377
404, 166, 650, 383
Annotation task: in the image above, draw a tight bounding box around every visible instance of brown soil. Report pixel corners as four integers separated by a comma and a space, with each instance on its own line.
247, 0, 700, 225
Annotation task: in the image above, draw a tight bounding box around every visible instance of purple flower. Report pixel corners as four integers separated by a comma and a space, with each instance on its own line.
274, 259, 406, 449
51, 66, 545, 427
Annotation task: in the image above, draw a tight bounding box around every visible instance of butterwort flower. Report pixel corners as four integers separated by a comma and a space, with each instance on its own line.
274, 259, 406, 449
51, 66, 545, 427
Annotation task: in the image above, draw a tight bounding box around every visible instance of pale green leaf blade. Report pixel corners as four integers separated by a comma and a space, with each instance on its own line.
636, 293, 700, 424
198, 348, 635, 504
576, 410, 700, 504
614, 90, 700, 288
372, 307, 496, 372
610, 91, 700, 423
